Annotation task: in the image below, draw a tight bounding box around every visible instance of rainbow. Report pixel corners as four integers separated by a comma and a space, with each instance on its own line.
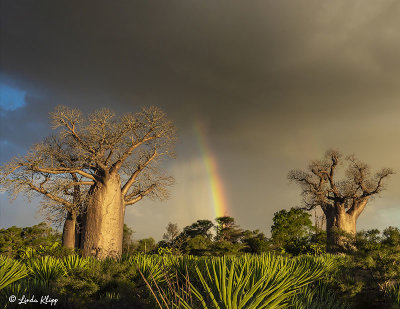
194, 120, 229, 218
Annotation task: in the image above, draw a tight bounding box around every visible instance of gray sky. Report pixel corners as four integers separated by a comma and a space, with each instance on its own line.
1, 0, 399, 239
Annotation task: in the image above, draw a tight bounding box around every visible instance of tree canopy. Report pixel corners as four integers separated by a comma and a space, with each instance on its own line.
0, 105, 176, 209
288, 150, 393, 215
271, 208, 313, 246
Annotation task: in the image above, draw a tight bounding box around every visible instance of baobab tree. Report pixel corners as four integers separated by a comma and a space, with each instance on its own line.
38, 171, 89, 249
288, 150, 394, 252
0, 105, 176, 259
0, 135, 88, 250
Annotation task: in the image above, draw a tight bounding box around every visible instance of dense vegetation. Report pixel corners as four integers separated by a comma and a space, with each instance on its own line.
1, 209, 400, 308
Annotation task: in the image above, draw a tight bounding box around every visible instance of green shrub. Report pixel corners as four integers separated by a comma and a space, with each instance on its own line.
27, 256, 67, 287
144, 253, 337, 309
0, 255, 29, 291
63, 255, 89, 275
289, 283, 350, 309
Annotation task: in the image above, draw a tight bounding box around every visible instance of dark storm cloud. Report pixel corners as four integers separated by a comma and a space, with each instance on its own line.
2, 1, 400, 119
1, 0, 399, 236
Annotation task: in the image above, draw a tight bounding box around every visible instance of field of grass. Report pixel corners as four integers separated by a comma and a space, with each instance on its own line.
0, 253, 352, 309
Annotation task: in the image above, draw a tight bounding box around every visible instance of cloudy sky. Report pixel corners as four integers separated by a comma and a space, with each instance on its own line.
1, 0, 399, 239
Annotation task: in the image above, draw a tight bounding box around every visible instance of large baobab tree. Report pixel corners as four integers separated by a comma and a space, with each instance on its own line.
0, 105, 176, 259
288, 150, 394, 252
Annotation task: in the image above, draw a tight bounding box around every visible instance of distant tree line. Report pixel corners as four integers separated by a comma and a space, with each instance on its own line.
120, 208, 349, 256
3, 209, 398, 261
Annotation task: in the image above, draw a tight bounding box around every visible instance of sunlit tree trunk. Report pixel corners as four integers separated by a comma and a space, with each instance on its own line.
82, 172, 124, 259
62, 210, 76, 249
324, 198, 368, 252
62, 182, 81, 249
325, 205, 356, 252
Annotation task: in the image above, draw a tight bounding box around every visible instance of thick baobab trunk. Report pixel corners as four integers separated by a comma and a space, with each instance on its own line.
82, 173, 124, 259
62, 211, 76, 249
325, 205, 357, 252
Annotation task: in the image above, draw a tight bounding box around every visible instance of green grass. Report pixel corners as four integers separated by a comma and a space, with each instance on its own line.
0, 253, 361, 308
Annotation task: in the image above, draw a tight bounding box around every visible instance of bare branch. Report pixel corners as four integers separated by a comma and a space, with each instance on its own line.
121, 148, 158, 196
364, 168, 395, 196
66, 181, 95, 187
110, 107, 176, 173
50, 105, 96, 154
110, 139, 149, 173
124, 184, 157, 205
324, 149, 341, 197
29, 166, 97, 181
27, 182, 73, 208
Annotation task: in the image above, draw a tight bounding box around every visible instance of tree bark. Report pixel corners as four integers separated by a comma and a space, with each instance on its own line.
62, 210, 76, 249
325, 204, 357, 252
81, 172, 124, 259
75, 213, 84, 249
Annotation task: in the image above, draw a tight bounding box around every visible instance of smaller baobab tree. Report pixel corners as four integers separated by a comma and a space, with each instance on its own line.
0, 145, 88, 250
39, 172, 89, 249
288, 150, 394, 252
